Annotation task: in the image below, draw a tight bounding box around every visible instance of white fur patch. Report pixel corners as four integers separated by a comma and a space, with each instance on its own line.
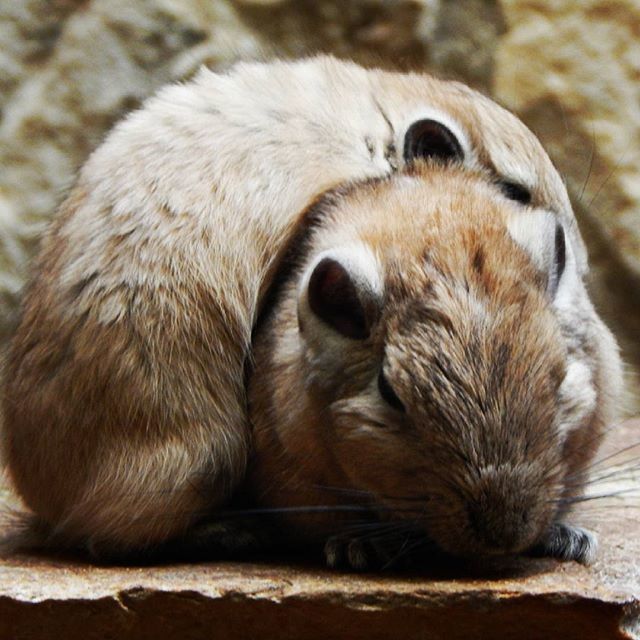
553, 234, 580, 311
506, 208, 584, 305
506, 209, 557, 273
558, 360, 597, 437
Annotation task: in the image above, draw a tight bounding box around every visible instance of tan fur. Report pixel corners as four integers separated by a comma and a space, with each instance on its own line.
1, 56, 620, 555
248, 164, 622, 557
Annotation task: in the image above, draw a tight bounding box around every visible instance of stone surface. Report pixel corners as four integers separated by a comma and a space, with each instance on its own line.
1, 419, 639, 639
495, 0, 640, 275
493, 0, 640, 408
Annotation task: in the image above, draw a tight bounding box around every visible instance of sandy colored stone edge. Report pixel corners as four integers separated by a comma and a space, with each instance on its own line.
0, 579, 637, 640
1, 418, 638, 639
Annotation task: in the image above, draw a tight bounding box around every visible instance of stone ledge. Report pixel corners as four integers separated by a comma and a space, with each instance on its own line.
1, 420, 638, 640
0, 562, 638, 640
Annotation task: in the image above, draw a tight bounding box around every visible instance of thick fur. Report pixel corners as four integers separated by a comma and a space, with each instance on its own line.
1, 56, 621, 556
248, 164, 622, 564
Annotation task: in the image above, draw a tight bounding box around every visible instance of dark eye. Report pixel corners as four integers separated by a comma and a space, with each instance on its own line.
499, 180, 531, 205
555, 222, 566, 279
378, 370, 405, 412
549, 222, 566, 297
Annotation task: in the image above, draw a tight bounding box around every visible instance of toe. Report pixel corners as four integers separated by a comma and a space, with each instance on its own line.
530, 523, 598, 565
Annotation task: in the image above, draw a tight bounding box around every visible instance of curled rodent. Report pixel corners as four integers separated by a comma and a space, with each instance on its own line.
247, 162, 622, 568
0, 56, 622, 564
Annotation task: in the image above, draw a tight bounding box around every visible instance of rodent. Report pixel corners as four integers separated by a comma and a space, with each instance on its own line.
247, 162, 622, 568
0, 56, 623, 564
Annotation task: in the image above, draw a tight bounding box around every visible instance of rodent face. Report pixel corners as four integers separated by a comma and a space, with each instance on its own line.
249, 164, 621, 559
325, 219, 566, 557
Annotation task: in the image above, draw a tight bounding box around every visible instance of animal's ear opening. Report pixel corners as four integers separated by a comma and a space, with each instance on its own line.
403, 119, 464, 165
307, 258, 371, 339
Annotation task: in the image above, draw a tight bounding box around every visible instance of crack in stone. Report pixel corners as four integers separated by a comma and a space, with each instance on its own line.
114, 592, 135, 616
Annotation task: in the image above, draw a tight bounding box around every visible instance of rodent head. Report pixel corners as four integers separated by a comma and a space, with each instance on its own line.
249, 162, 622, 560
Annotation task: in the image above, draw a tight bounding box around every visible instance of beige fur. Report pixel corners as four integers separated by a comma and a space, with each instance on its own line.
248, 164, 622, 561
1, 56, 620, 555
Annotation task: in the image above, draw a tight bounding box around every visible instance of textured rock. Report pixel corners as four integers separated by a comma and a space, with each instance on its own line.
1, 419, 639, 639
493, 0, 640, 407
495, 0, 640, 273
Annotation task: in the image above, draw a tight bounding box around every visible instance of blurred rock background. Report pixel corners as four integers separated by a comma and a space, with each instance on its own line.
0, 0, 638, 411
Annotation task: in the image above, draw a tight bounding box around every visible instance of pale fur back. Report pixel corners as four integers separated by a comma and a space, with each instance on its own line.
1, 56, 602, 554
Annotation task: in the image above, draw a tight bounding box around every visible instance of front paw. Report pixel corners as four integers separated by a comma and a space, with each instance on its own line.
323, 532, 418, 571
324, 535, 385, 571
161, 518, 276, 561
529, 522, 597, 565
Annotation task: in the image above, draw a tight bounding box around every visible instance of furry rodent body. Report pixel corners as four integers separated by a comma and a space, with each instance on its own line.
248, 164, 621, 566
1, 56, 622, 562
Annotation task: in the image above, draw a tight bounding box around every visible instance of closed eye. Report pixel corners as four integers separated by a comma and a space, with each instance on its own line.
549, 222, 566, 297
499, 180, 532, 205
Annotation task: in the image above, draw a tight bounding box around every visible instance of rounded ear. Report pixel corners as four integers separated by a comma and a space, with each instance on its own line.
507, 211, 570, 299
403, 118, 464, 165
301, 246, 383, 340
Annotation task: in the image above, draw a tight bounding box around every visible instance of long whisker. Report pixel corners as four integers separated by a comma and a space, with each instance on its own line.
582, 462, 640, 487
314, 484, 431, 504
383, 536, 430, 570
581, 441, 640, 474
586, 145, 630, 209
551, 487, 640, 505
575, 123, 596, 205
562, 461, 640, 492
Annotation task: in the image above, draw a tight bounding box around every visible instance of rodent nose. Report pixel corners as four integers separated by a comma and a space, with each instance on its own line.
467, 502, 533, 553
467, 466, 545, 554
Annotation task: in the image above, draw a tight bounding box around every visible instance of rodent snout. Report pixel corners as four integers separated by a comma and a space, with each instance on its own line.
463, 465, 551, 555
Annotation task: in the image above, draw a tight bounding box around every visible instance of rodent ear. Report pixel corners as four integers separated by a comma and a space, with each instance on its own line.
507, 211, 569, 299
301, 246, 383, 340
403, 119, 464, 165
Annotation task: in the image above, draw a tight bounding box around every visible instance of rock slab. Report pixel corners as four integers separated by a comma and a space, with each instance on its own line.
1, 420, 639, 639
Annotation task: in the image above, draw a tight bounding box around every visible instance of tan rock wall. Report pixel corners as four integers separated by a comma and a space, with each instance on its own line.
0, 0, 638, 407
493, 0, 640, 409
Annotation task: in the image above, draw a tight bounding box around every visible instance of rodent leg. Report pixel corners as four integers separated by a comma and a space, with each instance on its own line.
324, 535, 368, 570
528, 523, 598, 565
157, 517, 279, 561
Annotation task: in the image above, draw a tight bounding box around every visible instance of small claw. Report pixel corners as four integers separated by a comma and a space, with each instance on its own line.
530, 523, 598, 565
323, 535, 382, 571
323, 536, 343, 569
323, 533, 416, 571
346, 539, 370, 570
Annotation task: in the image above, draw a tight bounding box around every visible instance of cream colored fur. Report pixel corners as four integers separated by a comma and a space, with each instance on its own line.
1, 56, 613, 554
